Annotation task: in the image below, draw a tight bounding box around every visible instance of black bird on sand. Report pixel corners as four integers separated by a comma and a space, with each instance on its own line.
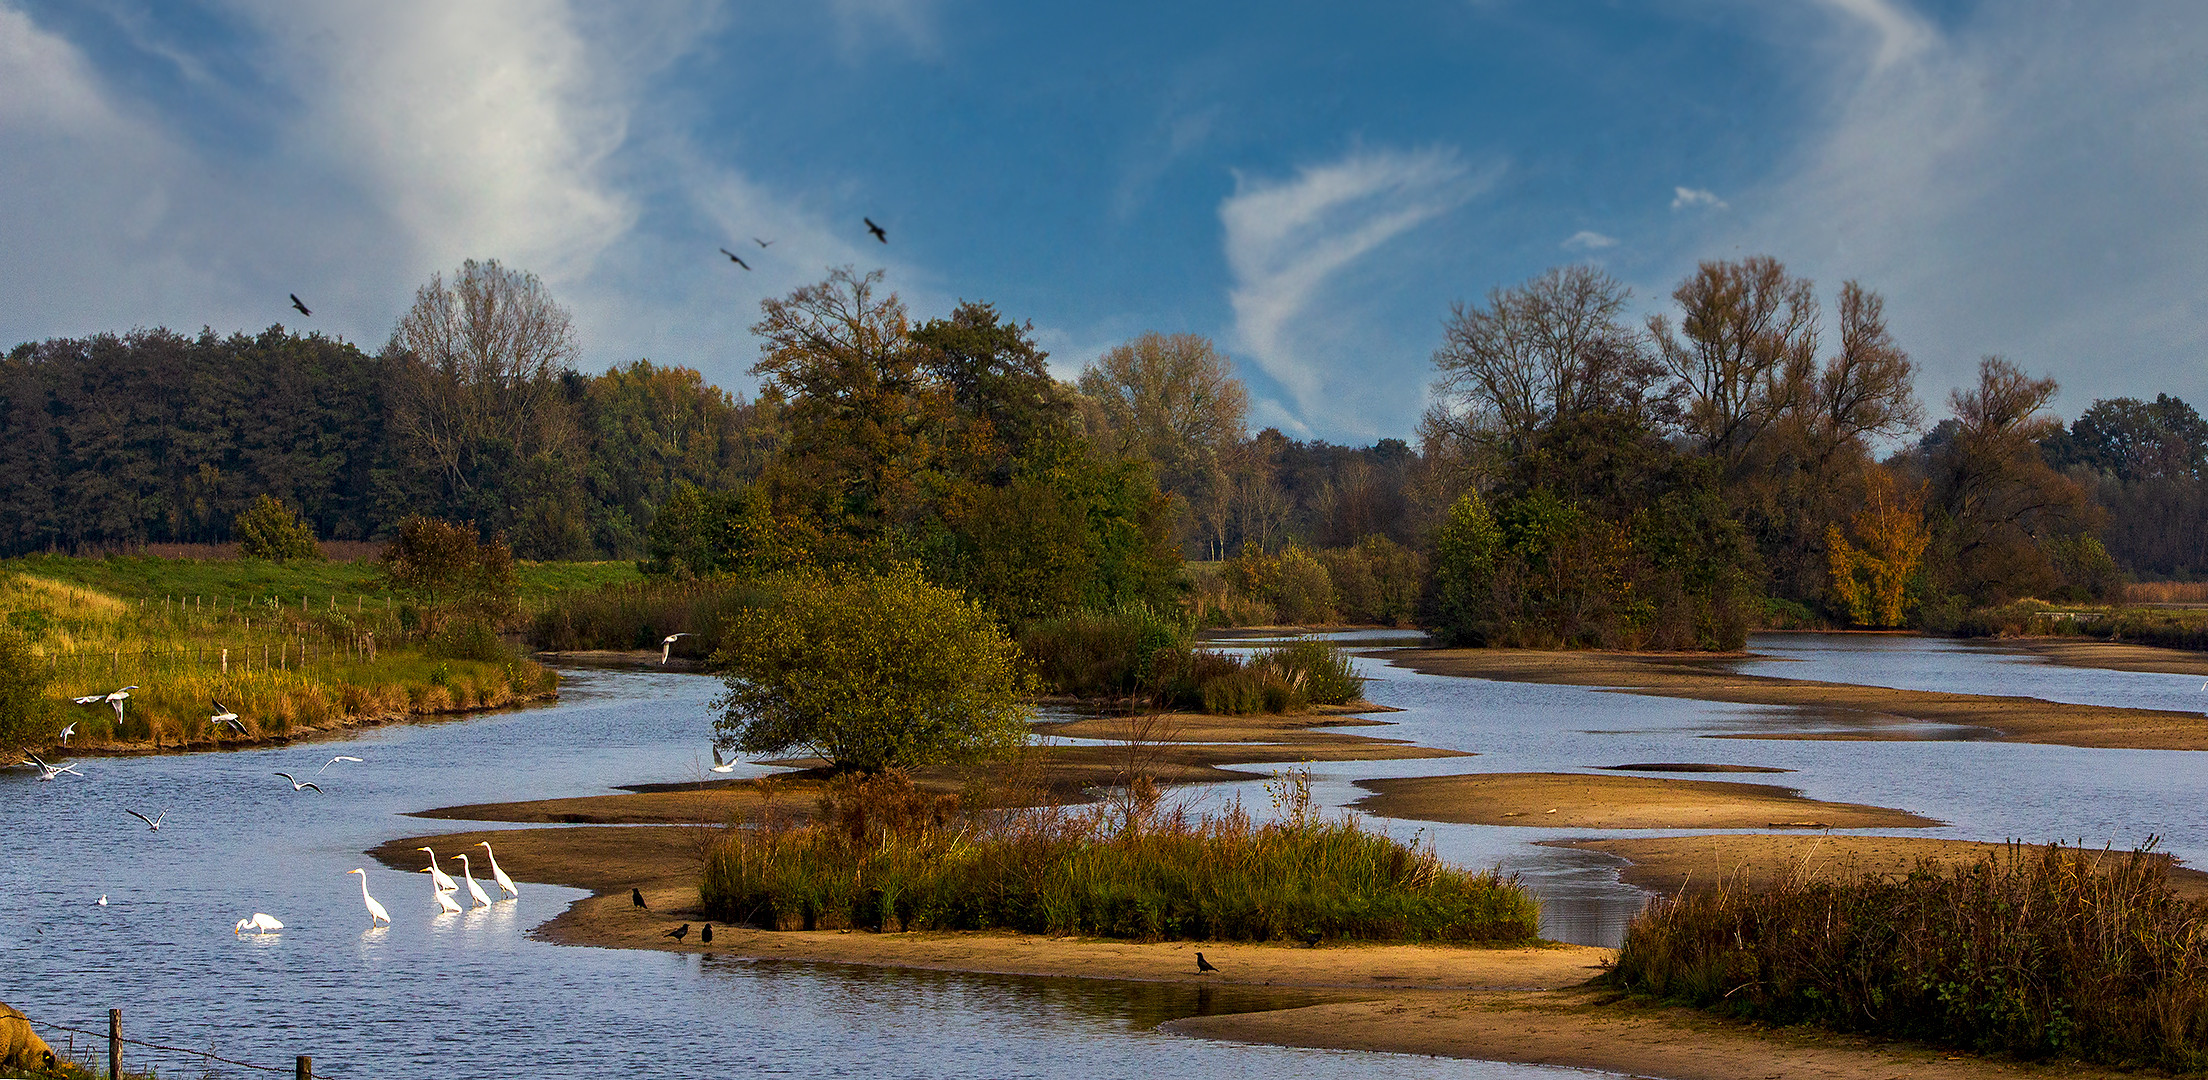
1195, 952, 1218, 973
289, 294, 311, 317
632, 888, 648, 910
665, 923, 689, 943
864, 217, 887, 243
701, 924, 713, 945
718, 248, 751, 270
1298, 930, 1323, 947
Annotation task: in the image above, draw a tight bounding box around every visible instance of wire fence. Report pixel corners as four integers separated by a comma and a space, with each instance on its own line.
34, 1011, 326, 1080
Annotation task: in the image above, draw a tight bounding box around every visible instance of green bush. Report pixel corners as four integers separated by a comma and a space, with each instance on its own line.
1257, 638, 1363, 704
233, 494, 323, 561
0, 621, 53, 749
1017, 603, 1191, 697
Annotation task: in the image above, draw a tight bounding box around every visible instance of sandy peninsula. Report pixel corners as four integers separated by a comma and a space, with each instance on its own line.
1393, 646, 2208, 751
1352, 771, 1940, 829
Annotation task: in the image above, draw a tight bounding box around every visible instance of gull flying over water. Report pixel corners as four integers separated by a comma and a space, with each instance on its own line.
661, 633, 690, 665
710, 744, 738, 773
23, 754, 83, 781
75, 686, 138, 724
316, 755, 363, 777
125, 808, 167, 831
211, 701, 244, 735
57, 721, 76, 746
273, 772, 322, 793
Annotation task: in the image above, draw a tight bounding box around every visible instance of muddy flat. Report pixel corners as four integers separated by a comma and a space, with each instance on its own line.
1351, 771, 1939, 829
1394, 647, 2208, 751
1556, 833, 2208, 901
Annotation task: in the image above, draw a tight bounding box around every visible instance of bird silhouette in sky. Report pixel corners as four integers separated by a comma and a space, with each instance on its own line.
718, 248, 751, 270
753, 237, 773, 248
864, 217, 887, 243
289, 294, 311, 317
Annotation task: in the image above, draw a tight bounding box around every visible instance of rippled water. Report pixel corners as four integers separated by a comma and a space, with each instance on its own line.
2, 669, 1611, 1080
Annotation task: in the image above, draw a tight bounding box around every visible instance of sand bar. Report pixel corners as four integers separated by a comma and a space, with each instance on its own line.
1558, 833, 2208, 901
1351, 772, 1939, 829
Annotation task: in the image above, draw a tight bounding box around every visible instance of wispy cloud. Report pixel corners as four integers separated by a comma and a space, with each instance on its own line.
1220, 145, 1484, 429
1670, 186, 1727, 211
1561, 229, 1617, 251
1814, 0, 1936, 70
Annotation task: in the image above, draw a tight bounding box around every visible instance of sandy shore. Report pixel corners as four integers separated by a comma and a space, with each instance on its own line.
2014, 638, 2208, 676
1352, 772, 1939, 829
1394, 646, 2208, 751
1557, 833, 2208, 901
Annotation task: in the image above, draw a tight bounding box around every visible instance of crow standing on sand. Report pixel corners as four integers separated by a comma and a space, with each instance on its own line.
632, 888, 648, 910
864, 217, 887, 243
1195, 952, 1218, 973
665, 924, 689, 943
701, 924, 713, 945
290, 294, 311, 317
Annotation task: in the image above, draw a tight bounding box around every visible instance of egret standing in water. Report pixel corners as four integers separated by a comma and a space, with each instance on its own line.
233, 913, 283, 935
477, 841, 518, 899
416, 847, 458, 892
660, 633, 690, 665
431, 881, 463, 914
449, 854, 493, 909
347, 869, 391, 926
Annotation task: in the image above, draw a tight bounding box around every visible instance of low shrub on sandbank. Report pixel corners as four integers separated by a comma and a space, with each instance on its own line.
701, 770, 1537, 944
1611, 843, 2208, 1071
1019, 605, 1363, 714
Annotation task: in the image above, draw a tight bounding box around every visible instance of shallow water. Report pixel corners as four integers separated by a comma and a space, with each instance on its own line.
2, 669, 1611, 1080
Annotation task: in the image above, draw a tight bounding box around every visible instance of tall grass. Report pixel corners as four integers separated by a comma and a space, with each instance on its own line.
701, 770, 1538, 943
1612, 843, 2208, 1071
2129, 582, 2208, 605
1017, 603, 1191, 698
524, 576, 768, 657
3, 552, 639, 612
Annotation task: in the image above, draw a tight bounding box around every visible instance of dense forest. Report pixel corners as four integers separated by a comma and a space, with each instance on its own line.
3, 255, 2198, 648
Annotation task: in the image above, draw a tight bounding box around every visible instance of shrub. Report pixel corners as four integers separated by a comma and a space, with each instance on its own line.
1256, 638, 1362, 705
1017, 603, 1191, 697
0, 621, 52, 749
233, 494, 323, 561
381, 516, 519, 635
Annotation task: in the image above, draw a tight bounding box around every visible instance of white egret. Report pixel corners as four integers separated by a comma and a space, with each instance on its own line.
347, 869, 391, 926
315, 755, 363, 776
449, 854, 493, 908
709, 744, 737, 773
660, 633, 691, 664
477, 841, 519, 899
415, 847, 458, 892
431, 879, 463, 914
124, 808, 167, 832
57, 721, 76, 746
233, 913, 283, 935
211, 701, 244, 735
273, 772, 322, 793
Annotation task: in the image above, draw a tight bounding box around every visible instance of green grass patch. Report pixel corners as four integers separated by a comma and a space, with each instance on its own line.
1611, 843, 2208, 1072
2, 554, 639, 613
701, 770, 1539, 944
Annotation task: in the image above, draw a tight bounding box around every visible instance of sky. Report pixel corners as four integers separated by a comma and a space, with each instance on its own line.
2, 0, 2204, 444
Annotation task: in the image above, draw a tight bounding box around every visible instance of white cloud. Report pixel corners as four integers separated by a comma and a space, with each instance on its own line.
1220, 146, 1484, 429
1670, 186, 1728, 211
1561, 229, 1617, 251
1813, 0, 1936, 70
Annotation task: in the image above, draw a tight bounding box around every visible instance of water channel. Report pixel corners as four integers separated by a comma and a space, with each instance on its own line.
4, 633, 2199, 1077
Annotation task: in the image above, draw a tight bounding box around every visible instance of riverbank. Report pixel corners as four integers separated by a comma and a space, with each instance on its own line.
1352, 772, 1940, 829
1555, 833, 2208, 901
40, 681, 560, 757
1393, 646, 2208, 751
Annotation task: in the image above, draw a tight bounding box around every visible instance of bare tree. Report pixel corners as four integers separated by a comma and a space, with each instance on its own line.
1430, 265, 1656, 457
1648, 256, 1819, 470
1812, 281, 1922, 457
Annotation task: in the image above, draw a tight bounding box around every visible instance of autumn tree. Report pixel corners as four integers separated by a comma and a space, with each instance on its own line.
1078, 332, 1249, 553
380, 515, 519, 637
1648, 256, 1819, 473
233, 494, 322, 560
578, 361, 782, 555
1825, 468, 1930, 628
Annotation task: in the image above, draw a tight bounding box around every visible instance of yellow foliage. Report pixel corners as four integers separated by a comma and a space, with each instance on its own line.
1827, 470, 1931, 628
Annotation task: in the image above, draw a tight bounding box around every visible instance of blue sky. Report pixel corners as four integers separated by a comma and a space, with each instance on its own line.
3, 1, 2204, 443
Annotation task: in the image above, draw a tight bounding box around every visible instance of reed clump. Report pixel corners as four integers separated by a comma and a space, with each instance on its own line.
701, 769, 1538, 943
524, 576, 769, 658
1611, 843, 2208, 1071
1020, 604, 1364, 715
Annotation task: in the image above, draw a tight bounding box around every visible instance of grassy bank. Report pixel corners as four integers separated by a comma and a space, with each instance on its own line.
1611, 843, 2208, 1072
700, 770, 1539, 944
4, 552, 640, 610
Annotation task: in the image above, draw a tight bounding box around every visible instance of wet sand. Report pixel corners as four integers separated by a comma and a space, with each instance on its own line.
2016, 638, 2208, 677
1394, 647, 2208, 751
1352, 772, 1939, 829
1557, 833, 2208, 901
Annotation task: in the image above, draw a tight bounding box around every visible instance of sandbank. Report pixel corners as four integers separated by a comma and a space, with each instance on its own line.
2013, 638, 2208, 677
1557, 833, 2208, 901
1394, 647, 2208, 751
1351, 772, 1939, 829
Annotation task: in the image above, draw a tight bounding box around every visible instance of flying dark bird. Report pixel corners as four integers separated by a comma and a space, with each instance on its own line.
1195, 952, 1218, 973
665, 923, 689, 943
718, 248, 751, 270
864, 217, 887, 243
753, 237, 773, 248
289, 294, 311, 317
632, 887, 648, 910
701, 923, 713, 945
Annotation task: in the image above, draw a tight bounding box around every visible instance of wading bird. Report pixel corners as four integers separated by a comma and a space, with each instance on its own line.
348, 868, 390, 926
273, 772, 322, 793
234, 913, 283, 935
124, 808, 167, 832
478, 841, 519, 899
57, 721, 76, 746
97, 895, 107, 906
290, 294, 311, 317
1195, 952, 1218, 973
660, 633, 690, 665
449, 853, 493, 909
211, 701, 244, 735
432, 881, 463, 914
710, 744, 737, 773
665, 923, 689, 943
316, 755, 363, 777
864, 217, 887, 243
416, 847, 458, 892
718, 248, 751, 270
632, 888, 648, 910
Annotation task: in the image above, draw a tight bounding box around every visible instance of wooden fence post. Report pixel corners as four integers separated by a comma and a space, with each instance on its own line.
296, 1054, 312, 1080
109, 1008, 120, 1080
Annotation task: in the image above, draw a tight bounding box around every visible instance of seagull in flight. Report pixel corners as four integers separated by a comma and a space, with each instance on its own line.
290, 294, 311, 317
57, 721, 76, 746
661, 633, 690, 665
316, 755, 363, 776
24, 754, 83, 781
273, 772, 323, 793
125, 808, 167, 831
718, 248, 751, 270
710, 744, 738, 773
864, 217, 887, 243
76, 686, 138, 724
211, 701, 245, 735
753, 237, 773, 248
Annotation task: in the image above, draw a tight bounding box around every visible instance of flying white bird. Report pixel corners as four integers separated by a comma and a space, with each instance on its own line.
348, 868, 390, 926
57, 721, 76, 746
211, 701, 244, 735
477, 841, 518, 899
710, 744, 738, 773
233, 913, 283, 935
273, 772, 322, 793
24, 754, 82, 781
450, 854, 493, 908
101, 686, 138, 723
124, 808, 167, 831
315, 755, 363, 776
660, 633, 691, 665
416, 846, 458, 892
